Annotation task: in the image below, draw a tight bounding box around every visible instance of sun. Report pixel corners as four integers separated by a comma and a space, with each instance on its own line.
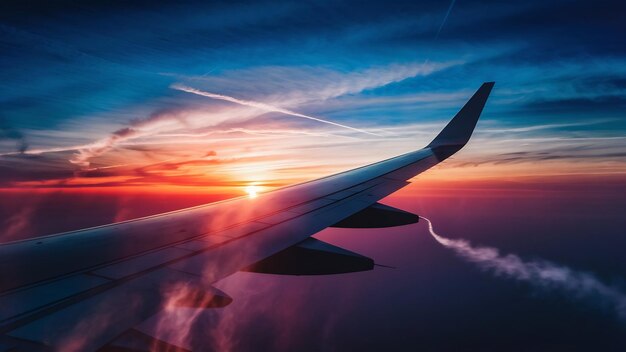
245, 185, 260, 198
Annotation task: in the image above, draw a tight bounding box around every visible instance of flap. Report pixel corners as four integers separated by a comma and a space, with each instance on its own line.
243, 237, 374, 275
331, 202, 419, 228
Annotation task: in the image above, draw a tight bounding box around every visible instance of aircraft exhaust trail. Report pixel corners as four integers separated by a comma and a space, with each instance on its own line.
171, 84, 382, 137
420, 216, 626, 321
435, 0, 457, 39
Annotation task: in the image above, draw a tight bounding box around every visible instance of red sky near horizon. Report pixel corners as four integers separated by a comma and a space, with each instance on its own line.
2, 172, 624, 243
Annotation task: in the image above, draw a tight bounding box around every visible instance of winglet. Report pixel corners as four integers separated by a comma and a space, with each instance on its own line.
427, 82, 494, 149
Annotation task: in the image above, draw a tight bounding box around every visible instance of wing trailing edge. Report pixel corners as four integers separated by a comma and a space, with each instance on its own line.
331, 202, 419, 228
243, 237, 374, 276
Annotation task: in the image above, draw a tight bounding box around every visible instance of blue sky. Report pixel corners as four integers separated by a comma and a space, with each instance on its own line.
0, 0, 625, 188
1, 4, 625, 348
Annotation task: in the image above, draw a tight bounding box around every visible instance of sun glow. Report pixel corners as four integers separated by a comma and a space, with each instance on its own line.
245, 185, 260, 198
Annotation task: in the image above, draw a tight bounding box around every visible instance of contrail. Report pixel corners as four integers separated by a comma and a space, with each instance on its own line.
420, 216, 626, 321
171, 84, 382, 137
435, 0, 457, 39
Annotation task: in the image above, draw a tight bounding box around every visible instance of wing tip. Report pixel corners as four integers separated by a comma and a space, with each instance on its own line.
426, 81, 495, 150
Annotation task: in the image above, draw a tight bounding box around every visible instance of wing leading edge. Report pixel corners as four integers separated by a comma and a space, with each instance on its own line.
0, 82, 494, 351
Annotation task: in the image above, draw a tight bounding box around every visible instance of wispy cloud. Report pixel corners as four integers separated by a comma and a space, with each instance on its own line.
0, 116, 28, 153
69, 111, 189, 168
171, 84, 381, 136
175, 61, 458, 107
60, 61, 452, 169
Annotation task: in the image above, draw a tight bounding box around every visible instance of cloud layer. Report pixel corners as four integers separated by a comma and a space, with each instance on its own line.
0, 0, 625, 189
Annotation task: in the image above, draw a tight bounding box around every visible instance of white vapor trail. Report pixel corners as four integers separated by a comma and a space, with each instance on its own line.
420, 216, 626, 321
435, 0, 457, 39
171, 84, 382, 136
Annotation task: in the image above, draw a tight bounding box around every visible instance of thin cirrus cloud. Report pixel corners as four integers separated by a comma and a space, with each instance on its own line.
171, 84, 382, 136
1, 0, 625, 191
61, 61, 451, 169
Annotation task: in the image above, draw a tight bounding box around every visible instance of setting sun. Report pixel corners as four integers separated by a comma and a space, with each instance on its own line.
245, 185, 260, 198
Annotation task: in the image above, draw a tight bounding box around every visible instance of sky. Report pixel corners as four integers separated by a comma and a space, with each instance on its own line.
1, 2, 626, 350
0, 0, 625, 195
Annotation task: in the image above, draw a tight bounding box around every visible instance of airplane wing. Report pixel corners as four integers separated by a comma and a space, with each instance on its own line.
0, 82, 494, 351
